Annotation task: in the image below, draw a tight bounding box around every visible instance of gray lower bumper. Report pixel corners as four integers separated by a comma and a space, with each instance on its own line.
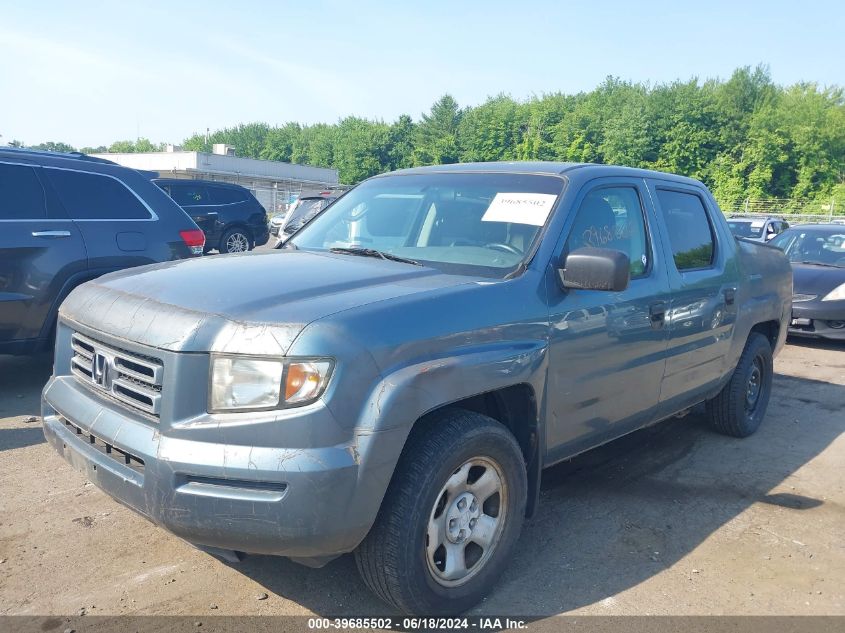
42, 376, 373, 559
789, 302, 845, 340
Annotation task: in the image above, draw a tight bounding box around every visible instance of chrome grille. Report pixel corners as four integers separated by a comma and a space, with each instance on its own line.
70, 332, 163, 417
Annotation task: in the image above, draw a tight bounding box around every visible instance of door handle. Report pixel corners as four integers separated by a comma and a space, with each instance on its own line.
32, 230, 71, 239
649, 301, 667, 329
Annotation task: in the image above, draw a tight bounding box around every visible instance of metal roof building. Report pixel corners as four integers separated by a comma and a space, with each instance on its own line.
92, 144, 340, 214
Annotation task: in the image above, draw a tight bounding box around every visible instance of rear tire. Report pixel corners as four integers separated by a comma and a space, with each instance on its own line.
355, 409, 527, 615
219, 227, 252, 254
706, 332, 773, 437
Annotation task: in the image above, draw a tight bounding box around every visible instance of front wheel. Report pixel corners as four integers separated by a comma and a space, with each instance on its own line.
355, 409, 527, 615
219, 227, 252, 254
706, 332, 773, 437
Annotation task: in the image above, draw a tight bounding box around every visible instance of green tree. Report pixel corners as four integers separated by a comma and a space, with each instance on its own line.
59, 66, 842, 212
32, 141, 76, 153
516, 94, 573, 160
414, 94, 461, 165
386, 114, 416, 171
332, 117, 391, 184
458, 95, 527, 162
291, 123, 335, 168
261, 123, 302, 163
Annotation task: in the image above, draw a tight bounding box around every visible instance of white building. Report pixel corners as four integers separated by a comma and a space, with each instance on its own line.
93, 144, 340, 214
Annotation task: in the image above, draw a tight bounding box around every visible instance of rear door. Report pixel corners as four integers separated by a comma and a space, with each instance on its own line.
545, 178, 671, 459
43, 167, 160, 274
168, 183, 218, 239
647, 180, 740, 412
0, 161, 87, 348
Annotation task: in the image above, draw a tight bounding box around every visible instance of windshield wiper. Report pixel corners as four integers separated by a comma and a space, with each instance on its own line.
330, 247, 422, 266
799, 260, 842, 268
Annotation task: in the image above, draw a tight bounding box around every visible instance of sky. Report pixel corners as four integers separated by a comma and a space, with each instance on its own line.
1, 0, 843, 148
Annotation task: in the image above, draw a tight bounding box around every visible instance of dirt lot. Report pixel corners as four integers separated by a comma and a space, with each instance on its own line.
0, 338, 843, 617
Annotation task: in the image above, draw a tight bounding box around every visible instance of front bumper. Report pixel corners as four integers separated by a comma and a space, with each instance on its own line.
42, 375, 371, 559
788, 299, 845, 340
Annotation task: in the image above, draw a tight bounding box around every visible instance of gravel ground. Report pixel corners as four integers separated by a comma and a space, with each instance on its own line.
0, 337, 843, 616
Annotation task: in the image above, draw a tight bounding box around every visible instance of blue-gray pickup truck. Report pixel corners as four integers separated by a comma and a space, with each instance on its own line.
42, 162, 792, 614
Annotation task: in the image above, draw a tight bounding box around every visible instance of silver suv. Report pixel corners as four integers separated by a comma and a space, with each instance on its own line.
726, 216, 789, 242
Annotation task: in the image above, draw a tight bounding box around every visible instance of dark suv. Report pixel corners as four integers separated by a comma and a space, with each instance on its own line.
154, 179, 269, 254
0, 148, 204, 356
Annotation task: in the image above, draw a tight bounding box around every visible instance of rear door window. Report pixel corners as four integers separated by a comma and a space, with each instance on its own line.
0, 163, 47, 219
45, 169, 150, 220
210, 186, 247, 204
655, 189, 715, 270
169, 184, 211, 206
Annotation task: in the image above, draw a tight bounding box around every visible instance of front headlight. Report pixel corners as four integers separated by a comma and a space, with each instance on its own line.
822, 283, 845, 302
209, 356, 333, 412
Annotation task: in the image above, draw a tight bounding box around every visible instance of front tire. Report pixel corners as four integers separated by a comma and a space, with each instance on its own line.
706, 332, 773, 437
355, 409, 527, 615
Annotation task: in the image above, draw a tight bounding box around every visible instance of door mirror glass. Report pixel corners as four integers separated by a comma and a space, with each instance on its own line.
557, 247, 630, 292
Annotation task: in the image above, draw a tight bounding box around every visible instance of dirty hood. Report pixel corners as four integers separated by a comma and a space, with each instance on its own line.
59, 250, 476, 355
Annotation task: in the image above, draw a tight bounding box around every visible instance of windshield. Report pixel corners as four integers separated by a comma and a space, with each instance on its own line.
289, 173, 565, 278
727, 220, 765, 238
770, 229, 845, 267
284, 198, 328, 231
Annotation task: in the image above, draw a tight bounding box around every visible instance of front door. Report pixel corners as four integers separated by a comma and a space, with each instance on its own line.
545, 179, 671, 461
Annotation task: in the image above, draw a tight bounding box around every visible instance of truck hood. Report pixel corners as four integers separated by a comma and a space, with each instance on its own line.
59, 250, 478, 355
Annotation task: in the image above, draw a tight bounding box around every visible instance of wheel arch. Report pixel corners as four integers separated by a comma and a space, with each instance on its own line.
37, 266, 135, 349
750, 319, 780, 350
414, 385, 542, 517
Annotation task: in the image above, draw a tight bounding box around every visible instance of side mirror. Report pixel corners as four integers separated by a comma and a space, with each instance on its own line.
557, 247, 630, 292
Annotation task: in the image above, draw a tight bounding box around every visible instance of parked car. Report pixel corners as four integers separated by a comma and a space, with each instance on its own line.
268, 211, 286, 236
0, 148, 204, 356
271, 192, 339, 242
726, 216, 789, 242
769, 224, 845, 340
42, 162, 791, 614
154, 179, 269, 254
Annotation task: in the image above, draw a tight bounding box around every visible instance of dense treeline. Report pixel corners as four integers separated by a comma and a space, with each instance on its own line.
21, 66, 845, 211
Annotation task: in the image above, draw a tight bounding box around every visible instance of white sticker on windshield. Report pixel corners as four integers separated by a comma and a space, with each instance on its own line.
481, 193, 557, 226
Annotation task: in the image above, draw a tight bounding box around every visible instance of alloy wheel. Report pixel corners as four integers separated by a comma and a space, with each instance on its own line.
226, 232, 250, 253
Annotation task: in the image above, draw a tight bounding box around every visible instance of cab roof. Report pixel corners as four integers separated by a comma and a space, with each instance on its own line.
385, 161, 704, 187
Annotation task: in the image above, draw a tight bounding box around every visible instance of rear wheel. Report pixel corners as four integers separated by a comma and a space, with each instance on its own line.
706, 332, 773, 437
355, 409, 527, 615
220, 227, 252, 254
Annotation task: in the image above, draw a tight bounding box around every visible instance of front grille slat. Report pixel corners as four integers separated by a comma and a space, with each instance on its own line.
71, 339, 94, 360
112, 378, 161, 415
70, 332, 163, 419
113, 355, 163, 384
70, 355, 93, 376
